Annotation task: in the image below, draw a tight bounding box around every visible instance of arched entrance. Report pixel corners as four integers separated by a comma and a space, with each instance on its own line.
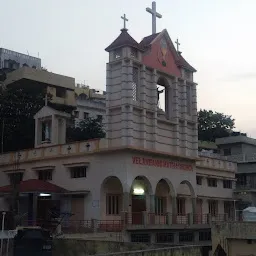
154, 179, 175, 224
176, 180, 196, 224
130, 176, 152, 224
100, 176, 123, 220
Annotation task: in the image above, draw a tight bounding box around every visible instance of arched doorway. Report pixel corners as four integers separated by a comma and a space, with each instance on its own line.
130, 176, 152, 224
154, 179, 174, 224
176, 180, 196, 224
100, 176, 123, 220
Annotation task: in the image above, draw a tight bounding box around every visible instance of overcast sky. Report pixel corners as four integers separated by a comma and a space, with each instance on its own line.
1, 0, 256, 137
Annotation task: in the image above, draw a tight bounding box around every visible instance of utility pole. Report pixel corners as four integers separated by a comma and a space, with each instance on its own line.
11, 151, 21, 229
1, 119, 4, 154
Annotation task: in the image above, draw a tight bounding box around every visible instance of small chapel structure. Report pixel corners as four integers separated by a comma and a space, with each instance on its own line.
0, 1, 236, 245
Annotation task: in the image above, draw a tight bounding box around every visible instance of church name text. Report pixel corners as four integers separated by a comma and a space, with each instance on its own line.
132, 157, 193, 171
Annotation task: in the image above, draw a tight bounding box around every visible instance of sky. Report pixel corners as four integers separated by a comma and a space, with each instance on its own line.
1, 0, 256, 137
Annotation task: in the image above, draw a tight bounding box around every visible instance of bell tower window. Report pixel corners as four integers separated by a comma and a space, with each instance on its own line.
114, 49, 122, 59
132, 67, 139, 101
186, 85, 192, 115
157, 77, 170, 116
131, 48, 138, 58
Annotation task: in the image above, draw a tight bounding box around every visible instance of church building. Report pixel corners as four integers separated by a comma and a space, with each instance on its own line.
0, 1, 236, 245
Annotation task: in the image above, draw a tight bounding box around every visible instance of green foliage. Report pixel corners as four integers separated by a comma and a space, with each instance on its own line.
198, 109, 235, 142
0, 86, 46, 152
67, 116, 106, 142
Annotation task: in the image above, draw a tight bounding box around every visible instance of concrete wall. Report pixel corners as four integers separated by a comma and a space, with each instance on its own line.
237, 162, 256, 173
211, 221, 256, 254
53, 239, 201, 256
228, 239, 256, 256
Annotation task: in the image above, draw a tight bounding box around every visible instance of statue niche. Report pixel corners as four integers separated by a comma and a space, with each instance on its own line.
41, 120, 52, 143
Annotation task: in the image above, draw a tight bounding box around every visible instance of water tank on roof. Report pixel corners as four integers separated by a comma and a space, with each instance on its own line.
242, 207, 256, 221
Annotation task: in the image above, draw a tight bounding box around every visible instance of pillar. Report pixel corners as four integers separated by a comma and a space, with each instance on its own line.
172, 196, 177, 224
192, 197, 196, 224
149, 194, 155, 213
122, 192, 130, 212
32, 193, 38, 225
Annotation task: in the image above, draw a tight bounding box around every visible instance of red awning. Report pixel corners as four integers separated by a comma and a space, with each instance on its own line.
0, 179, 67, 193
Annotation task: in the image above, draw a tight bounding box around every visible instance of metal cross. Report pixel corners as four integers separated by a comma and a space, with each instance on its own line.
121, 14, 128, 29
175, 39, 180, 52
44, 93, 48, 106
146, 1, 162, 34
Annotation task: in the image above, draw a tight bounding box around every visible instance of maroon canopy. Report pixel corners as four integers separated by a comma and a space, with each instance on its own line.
0, 179, 67, 193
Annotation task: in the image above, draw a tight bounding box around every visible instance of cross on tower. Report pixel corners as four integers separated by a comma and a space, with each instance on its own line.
44, 93, 48, 106
121, 14, 128, 30
175, 39, 181, 52
146, 1, 162, 34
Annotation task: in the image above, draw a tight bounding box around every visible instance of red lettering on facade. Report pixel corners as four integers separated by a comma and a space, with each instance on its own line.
132, 157, 193, 171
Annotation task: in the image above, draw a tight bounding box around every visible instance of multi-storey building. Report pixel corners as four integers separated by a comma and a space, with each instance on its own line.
0, 48, 41, 75
75, 84, 106, 122
0, 3, 237, 248
4, 66, 76, 108
216, 135, 256, 209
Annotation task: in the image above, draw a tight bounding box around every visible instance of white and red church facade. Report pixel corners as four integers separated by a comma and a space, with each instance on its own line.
0, 3, 237, 244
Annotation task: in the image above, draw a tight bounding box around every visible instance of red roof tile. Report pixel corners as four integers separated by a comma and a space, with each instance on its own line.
139, 33, 160, 49
105, 29, 140, 52
0, 179, 67, 193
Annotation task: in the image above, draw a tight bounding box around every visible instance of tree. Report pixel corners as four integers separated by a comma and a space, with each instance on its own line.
198, 109, 235, 142
67, 117, 106, 142
0, 86, 46, 152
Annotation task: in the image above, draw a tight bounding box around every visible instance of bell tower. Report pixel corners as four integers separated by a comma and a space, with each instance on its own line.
105, 8, 198, 158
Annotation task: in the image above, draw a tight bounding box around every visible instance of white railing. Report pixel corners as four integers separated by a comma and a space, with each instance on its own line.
198, 151, 227, 160
227, 153, 256, 163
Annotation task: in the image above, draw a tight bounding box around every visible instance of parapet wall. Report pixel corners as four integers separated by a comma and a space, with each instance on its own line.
53, 239, 201, 256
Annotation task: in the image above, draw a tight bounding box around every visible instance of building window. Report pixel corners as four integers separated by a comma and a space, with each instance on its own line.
84, 112, 89, 119
185, 71, 190, 80
114, 49, 122, 59
155, 197, 166, 215
131, 48, 138, 58
208, 200, 218, 216
70, 166, 87, 178
9, 172, 23, 185
177, 198, 186, 215
223, 148, 231, 156
224, 201, 233, 218
74, 111, 79, 118
186, 85, 192, 115
38, 170, 52, 181
179, 232, 193, 242
131, 233, 150, 243
97, 115, 103, 122
237, 174, 247, 186
56, 87, 66, 98
199, 231, 211, 241
156, 233, 174, 243
207, 178, 217, 187
132, 67, 139, 101
106, 194, 120, 215
223, 180, 232, 189
196, 176, 202, 185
